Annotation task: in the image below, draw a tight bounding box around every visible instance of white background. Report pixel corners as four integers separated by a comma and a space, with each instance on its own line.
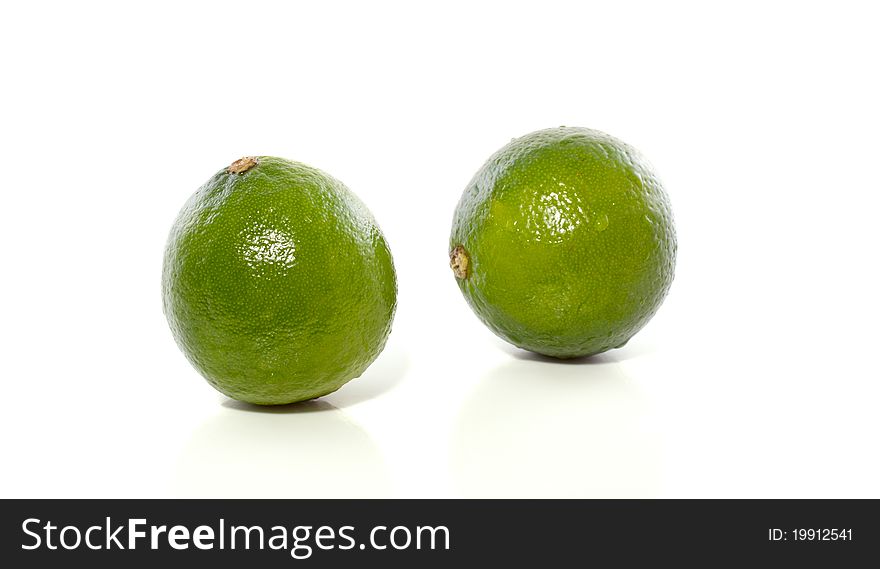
2, 1, 878, 498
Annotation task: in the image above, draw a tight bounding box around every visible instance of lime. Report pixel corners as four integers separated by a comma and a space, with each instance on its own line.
163, 156, 396, 404
450, 127, 676, 358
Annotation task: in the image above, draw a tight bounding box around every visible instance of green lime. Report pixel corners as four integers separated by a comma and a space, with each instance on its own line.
450, 127, 676, 358
163, 156, 397, 404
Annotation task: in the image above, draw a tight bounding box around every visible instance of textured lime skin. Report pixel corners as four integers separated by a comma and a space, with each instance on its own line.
450, 127, 676, 358
163, 157, 396, 404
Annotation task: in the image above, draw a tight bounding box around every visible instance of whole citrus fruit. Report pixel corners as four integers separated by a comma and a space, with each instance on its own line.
163, 156, 397, 404
449, 127, 676, 358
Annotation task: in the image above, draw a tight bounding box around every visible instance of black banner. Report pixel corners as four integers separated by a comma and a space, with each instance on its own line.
1, 500, 876, 566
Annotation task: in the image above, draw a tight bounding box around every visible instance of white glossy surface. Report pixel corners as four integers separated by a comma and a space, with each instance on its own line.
1, 1, 878, 498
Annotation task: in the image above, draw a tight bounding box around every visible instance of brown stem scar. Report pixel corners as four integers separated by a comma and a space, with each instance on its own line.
227, 156, 259, 174
450, 245, 470, 279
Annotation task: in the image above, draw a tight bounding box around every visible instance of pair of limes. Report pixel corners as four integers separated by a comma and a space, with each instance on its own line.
163, 127, 676, 405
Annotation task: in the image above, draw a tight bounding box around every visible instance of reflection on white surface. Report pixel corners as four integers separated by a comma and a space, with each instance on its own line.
172, 400, 391, 498
451, 353, 661, 498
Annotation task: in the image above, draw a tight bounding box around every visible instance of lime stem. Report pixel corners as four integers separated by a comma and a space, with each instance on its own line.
227, 156, 259, 174
450, 245, 470, 279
